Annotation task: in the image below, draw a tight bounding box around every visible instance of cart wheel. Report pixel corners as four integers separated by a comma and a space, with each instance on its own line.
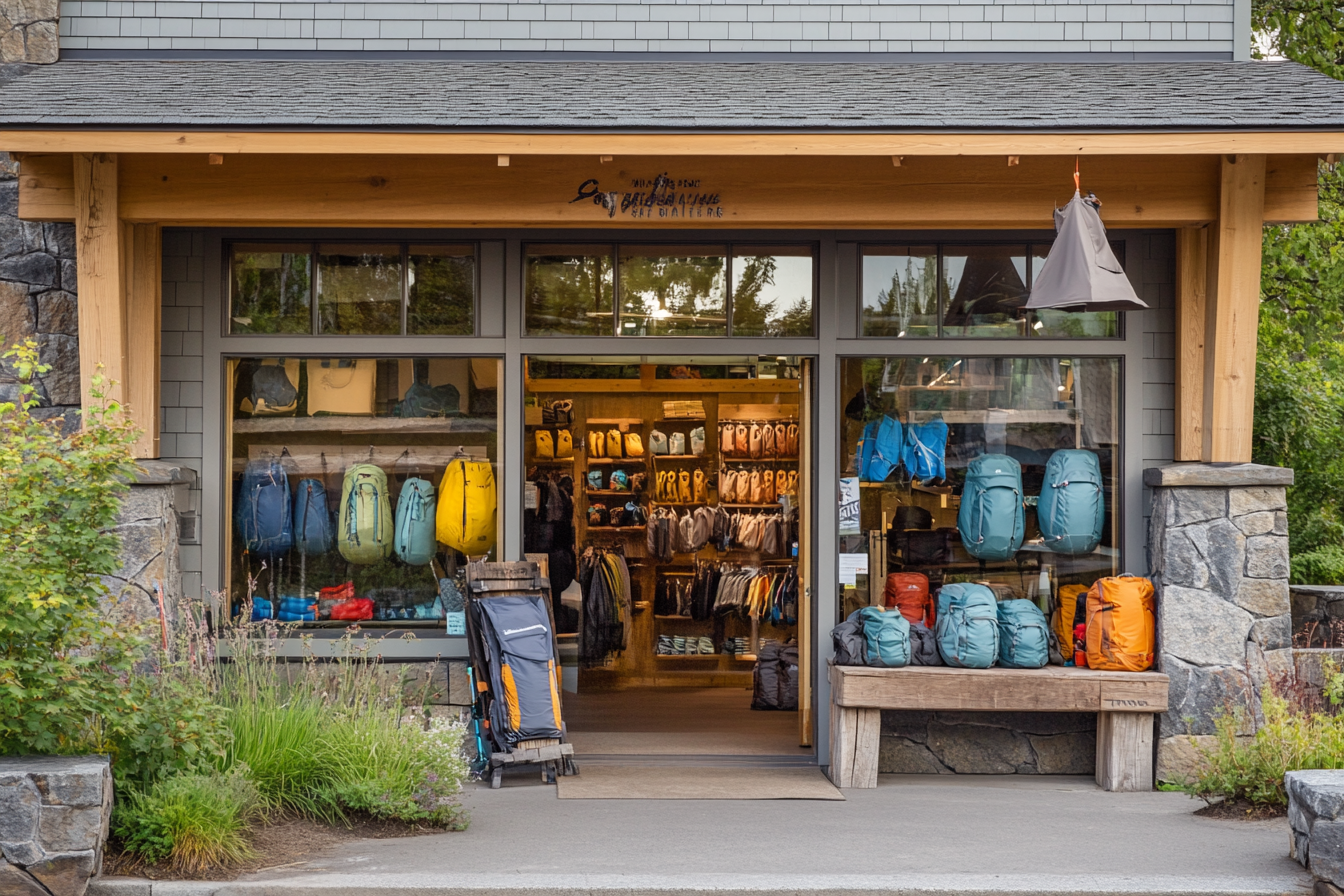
544, 762, 557, 785
565, 757, 580, 776
490, 767, 503, 790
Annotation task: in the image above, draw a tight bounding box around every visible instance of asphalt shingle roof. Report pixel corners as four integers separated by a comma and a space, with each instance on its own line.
1, 59, 1343, 131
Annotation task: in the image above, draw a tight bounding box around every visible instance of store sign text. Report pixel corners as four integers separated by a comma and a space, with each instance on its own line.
570, 173, 725, 220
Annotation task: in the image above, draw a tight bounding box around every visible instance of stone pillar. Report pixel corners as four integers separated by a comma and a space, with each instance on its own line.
1144, 463, 1293, 783
0, 0, 59, 64
103, 461, 193, 635
0, 755, 112, 896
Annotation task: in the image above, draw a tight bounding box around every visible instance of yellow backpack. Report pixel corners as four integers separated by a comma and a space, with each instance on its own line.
437, 458, 497, 557
1055, 584, 1088, 649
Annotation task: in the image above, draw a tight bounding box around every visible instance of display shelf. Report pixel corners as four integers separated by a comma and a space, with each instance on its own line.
585, 489, 639, 497
653, 614, 696, 620
720, 502, 787, 509
585, 525, 647, 531
720, 457, 800, 463
653, 418, 708, 424
586, 458, 647, 465
654, 654, 721, 661
234, 416, 497, 434
651, 454, 710, 461
730, 654, 758, 662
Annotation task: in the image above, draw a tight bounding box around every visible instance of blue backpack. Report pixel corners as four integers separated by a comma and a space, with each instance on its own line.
858, 606, 911, 667
1037, 449, 1105, 555
277, 596, 317, 622
996, 599, 1050, 669
957, 454, 1025, 561
235, 458, 292, 557
395, 382, 461, 418
935, 583, 999, 668
292, 479, 333, 555
857, 415, 904, 482
249, 598, 275, 621
394, 477, 438, 566
904, 418, 949, 481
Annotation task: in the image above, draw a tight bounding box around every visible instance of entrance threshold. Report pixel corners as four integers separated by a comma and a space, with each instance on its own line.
577, 753, 818, 768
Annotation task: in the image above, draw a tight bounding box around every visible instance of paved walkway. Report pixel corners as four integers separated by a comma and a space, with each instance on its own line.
92, 775, 1309, 896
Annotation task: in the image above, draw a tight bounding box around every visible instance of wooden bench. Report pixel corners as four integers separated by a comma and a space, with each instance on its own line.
828, 664, 1170, 792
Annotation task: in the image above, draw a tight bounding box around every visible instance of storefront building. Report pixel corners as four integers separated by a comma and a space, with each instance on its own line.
2, 27, 1344, 782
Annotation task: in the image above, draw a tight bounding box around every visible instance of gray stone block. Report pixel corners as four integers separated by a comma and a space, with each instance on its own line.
1165, 489, 1227, 526
0, 842, 43, 867
28, 851, 96, 896
1155, 528, 1210, 589
1246, 534, 1290, 579
1233, 511, 1278, 537
1028, 731, 1097, 774
1310, 819, 1344, 884
1230, 486, 1289, 515
926, 720, 1034, 774
1161, 656, 1255, 737
0, 280, 34, 342
0, 860, 50, 896
37, 806, 102, 853
36, 335, 79, 406
1196, 517, 1247, 601
0, 779, 39, 843
447, 660, 472, 706
1288, 770, 1344, 820
880, 710, 933, 740
1159, 585, 1254, 667
1234, 578, 1290, 617
33, 768, 104, 809
0, 253, 57, 289
1250, 614, 1292, 650
1144, 463, 1294, 488
36, 291, 77, 337
878, 737, 949, 774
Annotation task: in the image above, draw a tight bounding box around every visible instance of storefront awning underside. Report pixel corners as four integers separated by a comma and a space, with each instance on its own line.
2, 59, 1344, 133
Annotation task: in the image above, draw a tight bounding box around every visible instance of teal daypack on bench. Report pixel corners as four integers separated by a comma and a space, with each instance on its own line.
996, 599, 1050, 669
935, 583, 999, 669
859, 606, 911, 667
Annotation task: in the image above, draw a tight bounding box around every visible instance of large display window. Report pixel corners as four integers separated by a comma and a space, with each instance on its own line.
226, 356, 500, 630
837, 355, 1120, 625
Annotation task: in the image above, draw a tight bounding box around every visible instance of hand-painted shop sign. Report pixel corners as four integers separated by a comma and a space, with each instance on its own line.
570, 173, 725, 220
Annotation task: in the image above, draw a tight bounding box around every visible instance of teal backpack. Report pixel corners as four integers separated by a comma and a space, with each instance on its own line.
1037, 449, 1105, 555
957, 454, 1025, 561
857, 416, 904, 482
338, 463, 393, 565
935, 583, 999, 668
996, 599, 1050, 669
394, 477, 438, 566
858, 606, 911, 667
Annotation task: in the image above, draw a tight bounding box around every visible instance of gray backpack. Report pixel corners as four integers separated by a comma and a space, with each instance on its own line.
909, 621, 943, 666
831, 609, 869, 666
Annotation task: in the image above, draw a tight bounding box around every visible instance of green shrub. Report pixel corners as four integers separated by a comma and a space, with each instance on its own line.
1291, 544, 1344, 585
1186, 664, 1344, 806
113, 768, 260, 873
0, 341, 143, 755
322, 717, 469, 826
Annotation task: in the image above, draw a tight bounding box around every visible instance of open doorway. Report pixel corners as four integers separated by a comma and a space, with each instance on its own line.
524, 356, 812, 760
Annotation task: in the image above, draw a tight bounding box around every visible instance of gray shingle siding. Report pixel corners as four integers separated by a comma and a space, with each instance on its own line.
1139, 230, 1176, 551
161, 228, 205, 601
58, 0, 1238, 55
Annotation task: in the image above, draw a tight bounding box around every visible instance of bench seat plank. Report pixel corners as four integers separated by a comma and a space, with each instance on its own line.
830, 664, 1169, 714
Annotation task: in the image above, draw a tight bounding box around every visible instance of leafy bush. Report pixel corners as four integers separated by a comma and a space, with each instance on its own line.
322, 717, 470, 826
1291, 544, 1344, 585
113, 768, 261, 873
1186, 663, 1344, 807
0, 341, 143, 755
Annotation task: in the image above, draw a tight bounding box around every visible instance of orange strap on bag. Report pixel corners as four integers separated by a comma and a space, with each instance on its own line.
1085, 576, 1155, 672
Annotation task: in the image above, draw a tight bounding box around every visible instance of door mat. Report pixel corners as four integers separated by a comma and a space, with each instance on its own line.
556, 765, 844, 800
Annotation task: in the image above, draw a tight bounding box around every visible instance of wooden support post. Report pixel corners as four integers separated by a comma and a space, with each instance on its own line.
1175, 225, 1209, 461
1095, 711, 1155, 792
1204, 153, 1267, 463
73, 153, 127, 410
828, 704, 880, 789
126, 223, 161, 458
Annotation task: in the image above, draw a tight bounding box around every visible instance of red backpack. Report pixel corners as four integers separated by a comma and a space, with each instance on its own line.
884, 573, 934, 628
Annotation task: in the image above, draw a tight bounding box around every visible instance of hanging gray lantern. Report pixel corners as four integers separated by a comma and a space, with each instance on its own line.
1026, 191, 1149, 313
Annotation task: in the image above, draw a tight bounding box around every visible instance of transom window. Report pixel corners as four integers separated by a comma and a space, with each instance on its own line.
228, 242, 477, 336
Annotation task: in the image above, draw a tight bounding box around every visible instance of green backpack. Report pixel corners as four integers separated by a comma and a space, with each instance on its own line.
339, 463, 393, 565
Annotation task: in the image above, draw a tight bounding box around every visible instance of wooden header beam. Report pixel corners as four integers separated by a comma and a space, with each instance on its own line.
4, 130, 1344, 157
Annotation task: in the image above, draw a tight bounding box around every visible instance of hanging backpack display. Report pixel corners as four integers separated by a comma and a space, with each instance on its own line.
394, 477, 438, 566
858, 415, 903, 482
235, 458, 293, 557
292, 478, 333, 555
338, 463, 393, 564
1038, 449, 1105, 555
935, 583, 999, 668
957, 454, 1025, 561
883, 572, 934, 628
904, 418, 949, 482
858, 606, 911, 667
996, 599, 1050, 669
1085, 576, 1156, 672
437, 457, 498, 557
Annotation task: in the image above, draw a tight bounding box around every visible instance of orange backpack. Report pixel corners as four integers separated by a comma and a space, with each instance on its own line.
884, 573, 934, 628
1085, 576, 1156, 672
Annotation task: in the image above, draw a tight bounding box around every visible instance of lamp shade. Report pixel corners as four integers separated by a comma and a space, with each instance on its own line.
1025, 191, 1149, 313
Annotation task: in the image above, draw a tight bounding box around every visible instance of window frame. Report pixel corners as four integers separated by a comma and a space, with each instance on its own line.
857, 240, 1126, 341
224, 240, 482, 338
522, 240, 820, 339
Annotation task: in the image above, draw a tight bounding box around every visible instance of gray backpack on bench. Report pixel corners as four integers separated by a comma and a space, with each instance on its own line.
831, 609, 868, 666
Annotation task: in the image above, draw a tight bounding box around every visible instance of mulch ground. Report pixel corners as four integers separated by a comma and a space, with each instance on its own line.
102, 813, 450, 881
1194, 799, 1288, 821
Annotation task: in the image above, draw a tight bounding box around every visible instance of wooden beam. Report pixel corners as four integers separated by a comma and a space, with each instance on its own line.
126, 223, 161, 458
1264, 154, 1320, 222
1205, 153, 1267, 463
72, 153, 127, 409
1175, 225, 1209, 462
4, 130, 1344, 157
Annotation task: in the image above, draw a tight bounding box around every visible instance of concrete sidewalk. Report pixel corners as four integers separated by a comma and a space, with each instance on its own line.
90, 775, 1309, 896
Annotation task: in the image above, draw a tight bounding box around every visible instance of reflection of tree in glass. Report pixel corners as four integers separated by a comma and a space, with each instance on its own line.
410, 255, 474, 335
621, 255, 724, 334
231, 252, 311, 334
730, 256, 812, 337
525, 256, 613, 335
319, 252, 400, 335
868, 257, 937, 336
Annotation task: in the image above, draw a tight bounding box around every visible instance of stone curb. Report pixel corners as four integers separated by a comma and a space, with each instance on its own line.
88, 872, 1309, 896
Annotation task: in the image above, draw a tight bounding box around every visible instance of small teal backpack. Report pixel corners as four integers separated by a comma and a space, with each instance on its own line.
957, 454, 1025, 561
904, 418, 949, 481
935, 583, 1000, 668
394, 478, 437, 566
858, 606, 911, 667
1037, 449, 1105, 555
996, 599, 1050, 669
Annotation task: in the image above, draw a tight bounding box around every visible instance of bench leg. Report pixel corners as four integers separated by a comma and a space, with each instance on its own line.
1095, 711, 1154, 792
829, 706, 880, 789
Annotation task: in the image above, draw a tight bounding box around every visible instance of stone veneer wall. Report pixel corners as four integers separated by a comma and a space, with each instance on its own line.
1, 0, 58, 63
0, 150, 79, 428
1145, 462, 1294, 782
880, 711, 1096, 775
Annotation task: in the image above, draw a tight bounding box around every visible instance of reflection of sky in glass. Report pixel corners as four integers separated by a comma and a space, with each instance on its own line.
861, 250, 938, 337
942, 254, 1027, 291
733, 255, 811, 314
